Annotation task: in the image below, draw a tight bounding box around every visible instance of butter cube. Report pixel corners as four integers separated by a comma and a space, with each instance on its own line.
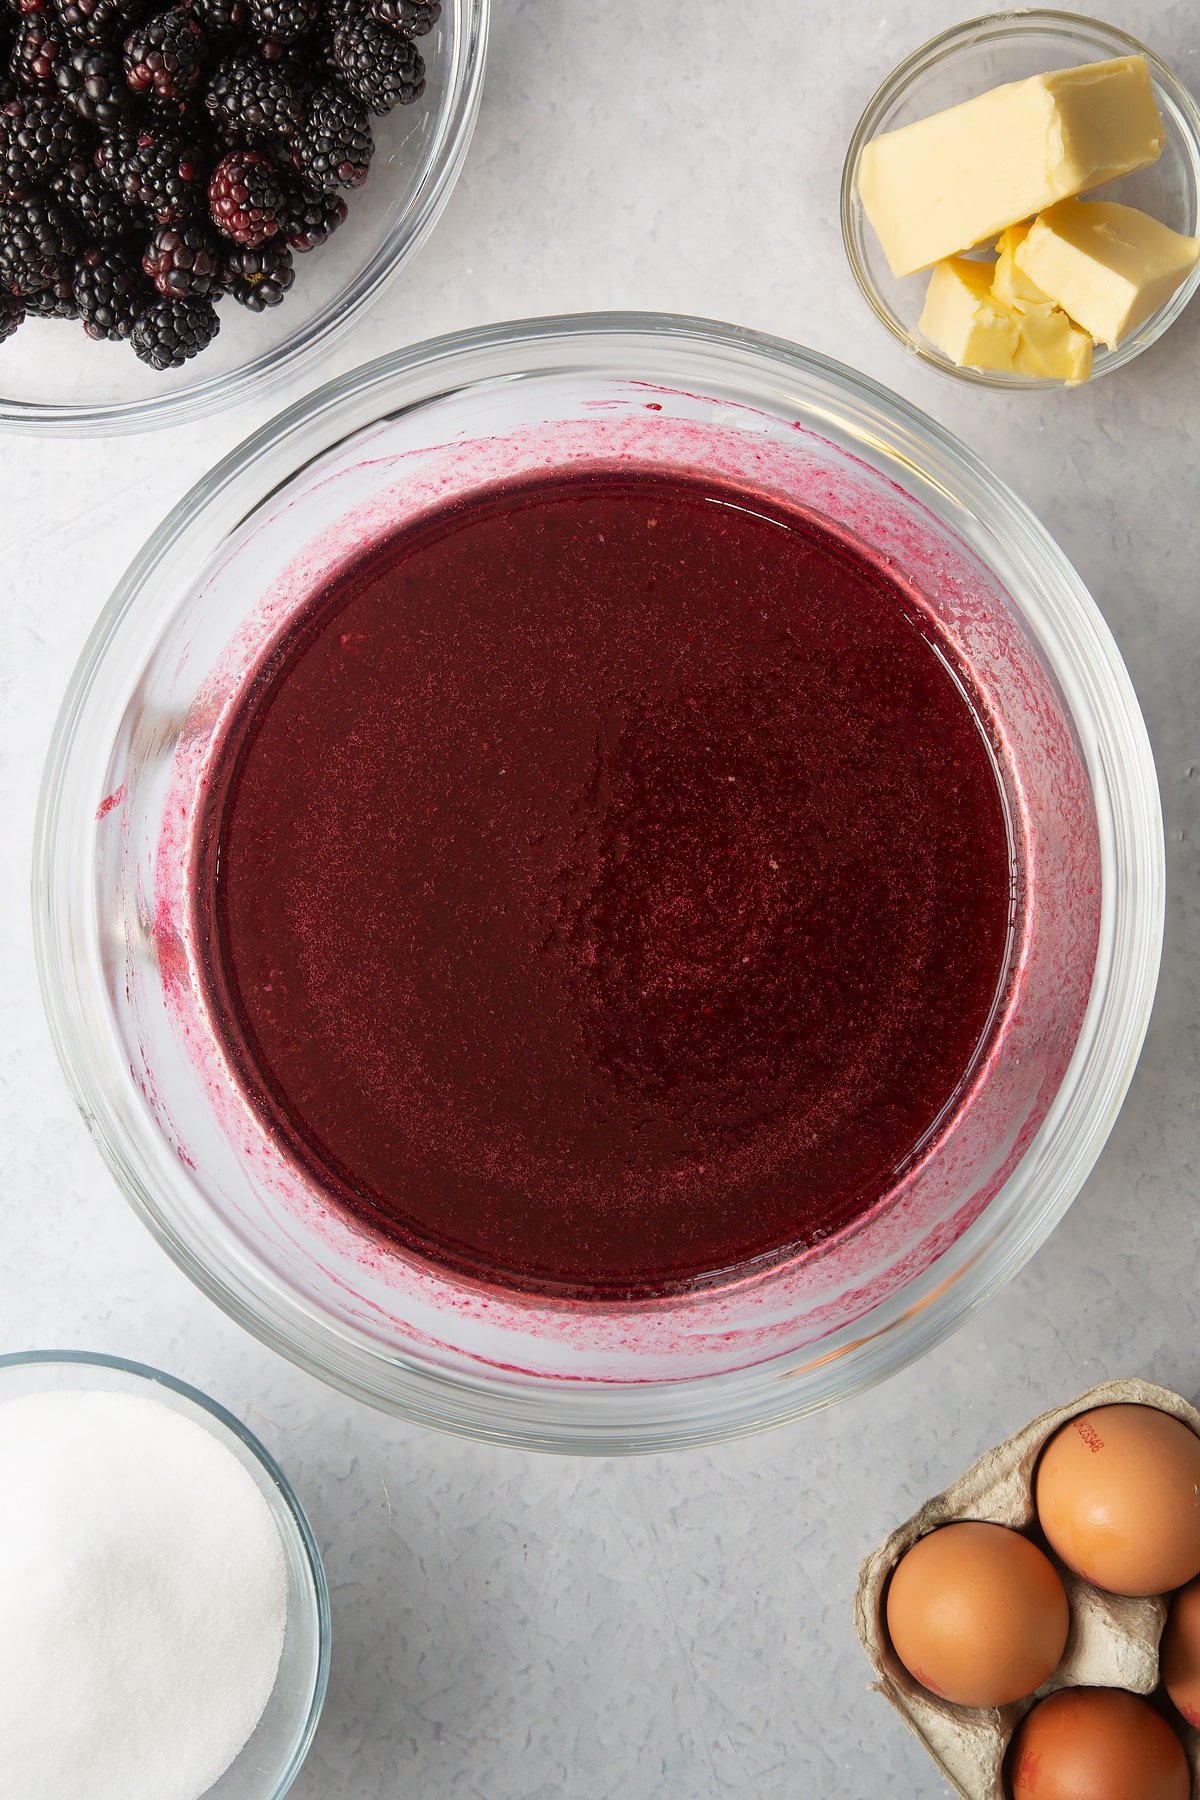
918, 258, 1020, 370
1012, 304, 1094, 383
860, 57, 1165, 277
992, 223, 1054, 310
1015, 198, 1200, 347
991, 222, 1094, 382
920, 255, 1094, 383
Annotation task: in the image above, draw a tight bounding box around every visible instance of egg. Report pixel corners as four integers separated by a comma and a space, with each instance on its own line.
1008, 1687, 1190, 1800
1161, 1574, 1200, 1727
1035, 1404, 1200, 1596
885, 1520, 1069, 1707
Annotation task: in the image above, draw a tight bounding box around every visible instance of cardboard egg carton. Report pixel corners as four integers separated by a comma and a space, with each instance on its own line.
854, 1378, 1200, 1799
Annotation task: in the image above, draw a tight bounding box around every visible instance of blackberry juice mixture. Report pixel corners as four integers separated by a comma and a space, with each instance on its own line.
193, 469, 1016, 1299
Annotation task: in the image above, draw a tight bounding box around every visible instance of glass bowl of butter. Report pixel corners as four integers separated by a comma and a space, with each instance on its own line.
841, 11, 1200, 388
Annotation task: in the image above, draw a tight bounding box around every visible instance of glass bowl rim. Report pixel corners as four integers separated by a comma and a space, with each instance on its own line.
0, 0, 490, 437
0, 1347, 331, 1798
32, 309, 1165, 1452
839, 7, 1200, 390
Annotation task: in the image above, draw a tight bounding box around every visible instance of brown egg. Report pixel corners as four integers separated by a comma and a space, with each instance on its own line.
1162, 1575, 1200, 1727
1009, 1688, 1190, 1800
1035, 1404, 1200, 1596
885, 1520, 1069, 1707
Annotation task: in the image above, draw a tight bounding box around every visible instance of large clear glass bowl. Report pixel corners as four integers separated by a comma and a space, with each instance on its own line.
0, 0, 488, 434
34, 313, 1164, 1452
0, 1350, 330, 1798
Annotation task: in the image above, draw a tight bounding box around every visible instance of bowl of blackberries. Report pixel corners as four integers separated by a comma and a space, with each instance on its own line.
0, 0, 487, 429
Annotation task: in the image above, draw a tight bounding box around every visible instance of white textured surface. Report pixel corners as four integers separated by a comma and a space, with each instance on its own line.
1, 3, 1198, 1795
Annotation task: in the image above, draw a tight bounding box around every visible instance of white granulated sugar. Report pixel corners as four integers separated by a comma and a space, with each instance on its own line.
0, 1388, 289, 1800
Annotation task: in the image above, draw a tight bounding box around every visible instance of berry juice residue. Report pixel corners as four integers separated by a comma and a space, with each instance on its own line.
193, 469, 1017, 1299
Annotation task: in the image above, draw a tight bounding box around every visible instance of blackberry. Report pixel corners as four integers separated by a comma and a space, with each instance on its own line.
73, 237, 149, 333
182, 0, 246, 49
142, 214, 220, 293
208, 144, 280, 243
291, 79, 368, 190
92, 123, 130, 187
0, 286, 24, 334
0, 187, 77, 289
10, 10, 65, 85
332, 12, 421, 114
54, 43, 130, 126
1, 90, 84, 195
52, 0, 143, 43
130, 286, 216, 363
223, 231, 289, 305
100, 126, 205, 221
22, 268, 76, 311
52, 156, 140, 234
369, 0, 438, 36
246, 0, 316, 44
143, 86, 205, 129
205, 52, 301, 144
281, 174, 342, 249
123, 6, 204, 100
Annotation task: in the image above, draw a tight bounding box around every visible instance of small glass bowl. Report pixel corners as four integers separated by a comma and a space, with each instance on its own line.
0, 0, 488, 435
841, 10, 1200, 389
0, 1350, 330, 1799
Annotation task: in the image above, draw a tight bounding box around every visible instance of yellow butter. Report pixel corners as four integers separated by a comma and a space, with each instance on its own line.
918, 258, 1020, 370
919, 255, 1094, 383
1012, 303, 1094, 383
859, 56, 1165, 278
989, 223, 1094, 382
1015, 198, 1200, 347
991, 223, 1054, 310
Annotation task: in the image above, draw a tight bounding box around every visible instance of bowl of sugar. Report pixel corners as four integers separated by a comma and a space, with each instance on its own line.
0, 1351, 329, 1800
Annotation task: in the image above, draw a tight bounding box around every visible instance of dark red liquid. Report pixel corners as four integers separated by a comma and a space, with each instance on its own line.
195, 470, 1015, 1299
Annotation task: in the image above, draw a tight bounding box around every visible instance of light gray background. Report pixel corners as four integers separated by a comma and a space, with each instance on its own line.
2, 2, 1198, 1794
